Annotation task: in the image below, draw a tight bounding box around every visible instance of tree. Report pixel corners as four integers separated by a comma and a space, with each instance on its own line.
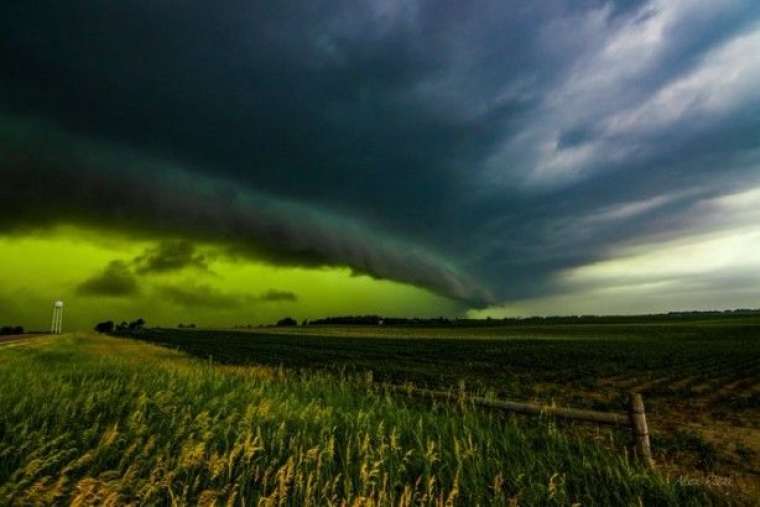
94, 321, 114, 333
128, 318, 146, 332
276, 317, 297, 327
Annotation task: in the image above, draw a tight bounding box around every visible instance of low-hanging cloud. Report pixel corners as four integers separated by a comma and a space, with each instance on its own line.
76, 261, 139, 297
134, 240, 210, 274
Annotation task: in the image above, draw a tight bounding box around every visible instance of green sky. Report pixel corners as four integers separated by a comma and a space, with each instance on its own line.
0, 226, 459, 331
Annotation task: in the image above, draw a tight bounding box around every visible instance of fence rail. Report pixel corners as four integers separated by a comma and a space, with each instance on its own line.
385, 385, 655, 469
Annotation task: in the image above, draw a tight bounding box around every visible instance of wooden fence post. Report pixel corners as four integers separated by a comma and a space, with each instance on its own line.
386, 384, 655, 465
628, 392, 655, 469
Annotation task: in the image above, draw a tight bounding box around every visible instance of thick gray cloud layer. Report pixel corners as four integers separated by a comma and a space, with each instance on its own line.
2, 0, 760, 310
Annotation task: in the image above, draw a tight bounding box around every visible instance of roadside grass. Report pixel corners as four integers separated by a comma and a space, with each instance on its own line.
0, 334, 721, 505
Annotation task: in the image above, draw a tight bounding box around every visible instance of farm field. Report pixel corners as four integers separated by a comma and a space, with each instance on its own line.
128, 318, 760, 500
0, 333, 723, 506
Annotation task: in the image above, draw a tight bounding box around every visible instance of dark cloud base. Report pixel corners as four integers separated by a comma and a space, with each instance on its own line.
0, 115, 491, 307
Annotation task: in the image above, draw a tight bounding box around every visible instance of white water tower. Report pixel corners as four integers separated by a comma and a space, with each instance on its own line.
51, 300, 64, 334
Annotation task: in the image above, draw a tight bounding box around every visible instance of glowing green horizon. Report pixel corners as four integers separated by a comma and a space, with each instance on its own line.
0, 225, 460, 331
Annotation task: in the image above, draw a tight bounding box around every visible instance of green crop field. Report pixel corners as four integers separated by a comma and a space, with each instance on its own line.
0, 332, 738, 506
133, 321, 760, 423
125, 318, 760, 501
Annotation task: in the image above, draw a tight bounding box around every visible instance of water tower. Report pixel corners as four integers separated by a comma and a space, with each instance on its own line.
51, 301, 64, 334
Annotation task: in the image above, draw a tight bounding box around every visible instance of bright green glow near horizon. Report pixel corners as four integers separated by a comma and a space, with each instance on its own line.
0, 226, 459, 330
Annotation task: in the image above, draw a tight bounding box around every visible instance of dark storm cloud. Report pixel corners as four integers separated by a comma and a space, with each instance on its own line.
77, 261, 139, 297
2, 0, 760, 309
0, 116, 489, 305
134, 241, 209, 274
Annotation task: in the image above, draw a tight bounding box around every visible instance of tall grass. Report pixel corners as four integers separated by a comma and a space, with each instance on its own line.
0, 334, 715, 505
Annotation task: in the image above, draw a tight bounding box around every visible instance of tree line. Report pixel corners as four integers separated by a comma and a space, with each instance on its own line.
94, 318, 146, 334
0, 325, 24, 336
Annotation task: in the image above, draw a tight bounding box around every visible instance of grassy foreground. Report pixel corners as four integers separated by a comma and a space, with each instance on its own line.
0, 334, 718, 505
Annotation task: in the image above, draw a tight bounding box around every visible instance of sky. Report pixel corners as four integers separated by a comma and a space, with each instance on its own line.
2, 1, 760, 330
